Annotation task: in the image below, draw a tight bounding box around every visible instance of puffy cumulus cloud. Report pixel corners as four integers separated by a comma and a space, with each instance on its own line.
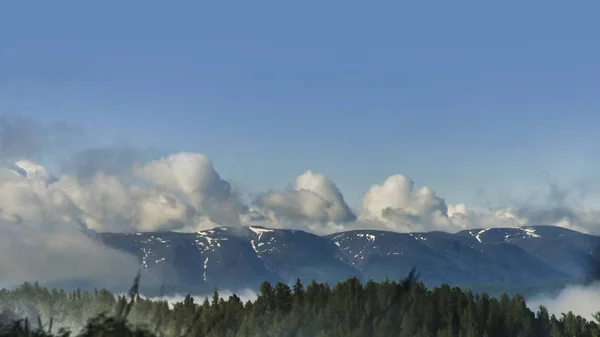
0, 155, 239, 234
358, 174, 462, 232
2, 120, 600, 261
447, 204, 467, 217
3, 153, 600, 237
254, 170, 356, 232
133, 152, 248, 226
133, 152, 230, 199
0, 151, 247, 288
4, 115, 600, 237
355, 174, 600, 234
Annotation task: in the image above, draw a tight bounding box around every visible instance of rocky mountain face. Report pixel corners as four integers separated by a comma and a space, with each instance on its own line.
95, 225, 600, 295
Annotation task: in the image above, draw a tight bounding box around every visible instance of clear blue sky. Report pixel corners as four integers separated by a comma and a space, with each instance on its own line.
2, 1, 600, 209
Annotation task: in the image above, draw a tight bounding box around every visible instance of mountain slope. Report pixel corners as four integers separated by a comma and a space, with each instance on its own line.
96, 225, 600, 294
328, 226, 589, 287
99, 226, 360, 293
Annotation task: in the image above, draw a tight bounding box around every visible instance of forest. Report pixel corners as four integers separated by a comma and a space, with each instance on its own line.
0, 271, 599, 337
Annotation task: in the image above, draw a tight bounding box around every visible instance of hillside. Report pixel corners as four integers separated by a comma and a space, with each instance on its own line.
93, 225, 600, 295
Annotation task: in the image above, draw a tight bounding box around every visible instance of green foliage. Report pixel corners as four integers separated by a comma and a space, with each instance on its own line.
0, 269, 598, 337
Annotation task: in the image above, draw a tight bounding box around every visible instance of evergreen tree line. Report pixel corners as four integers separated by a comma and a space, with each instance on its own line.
1, 271, 599, 337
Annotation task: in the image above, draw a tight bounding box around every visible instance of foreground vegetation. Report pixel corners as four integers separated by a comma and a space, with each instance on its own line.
1, 271, 599, 337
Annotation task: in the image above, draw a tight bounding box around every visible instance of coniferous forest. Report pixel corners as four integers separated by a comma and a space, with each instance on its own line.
0, 271, 599, 337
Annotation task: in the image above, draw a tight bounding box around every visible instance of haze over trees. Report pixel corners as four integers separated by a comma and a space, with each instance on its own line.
1, 272, 599, 337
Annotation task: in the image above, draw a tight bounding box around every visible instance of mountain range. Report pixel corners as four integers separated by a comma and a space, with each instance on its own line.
95, 225, 600, 296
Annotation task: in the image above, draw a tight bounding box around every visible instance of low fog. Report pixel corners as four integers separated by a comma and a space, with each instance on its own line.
142, 289, 259, 308
528, 282, 600, 321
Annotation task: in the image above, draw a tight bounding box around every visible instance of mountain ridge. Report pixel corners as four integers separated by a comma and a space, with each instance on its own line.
95, 225, 600, 295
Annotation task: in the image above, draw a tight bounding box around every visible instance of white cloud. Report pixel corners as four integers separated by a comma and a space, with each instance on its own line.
357, 174, 463, 232
527, 282, 600, 321
0, 217, 142, 289
0, 153, 246, 287
4, 126, 600, 287
255, 170, 356, 225
134, 152, 248, 226
3, 152, 600, 239
3, 114, 600, 236
352, 173, 600, 234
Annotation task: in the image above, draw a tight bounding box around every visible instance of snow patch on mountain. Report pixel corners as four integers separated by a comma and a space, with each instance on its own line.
196, 230, 229, 249
472, 228, 491, 243
521, 227, 541, 238
409, 233, 427, 241
249, 226, 274, 240
203, 257, 209, 281
356, 233, 376, 242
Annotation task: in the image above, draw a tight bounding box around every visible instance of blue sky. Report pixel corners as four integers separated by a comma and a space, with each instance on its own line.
1, 1, 600, 210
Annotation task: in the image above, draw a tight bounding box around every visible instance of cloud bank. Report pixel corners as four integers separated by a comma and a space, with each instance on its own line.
2, 116, 600, 288
3, 138, 600, 237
